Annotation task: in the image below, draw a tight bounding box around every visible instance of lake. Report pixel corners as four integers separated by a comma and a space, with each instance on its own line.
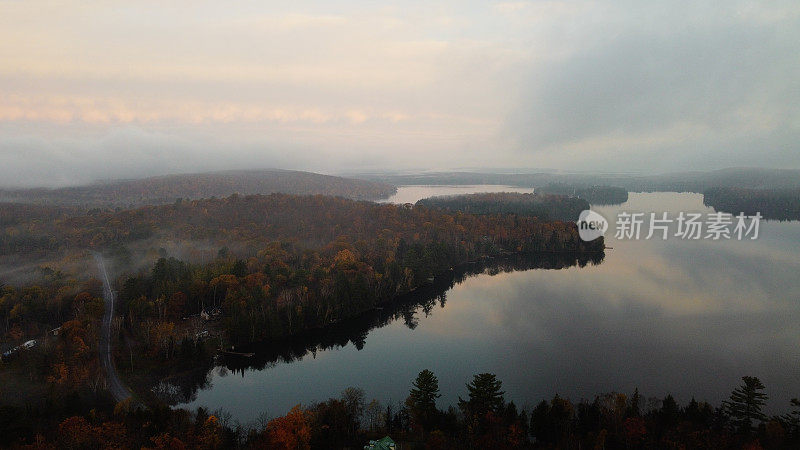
171, 188, 800, 424
379, 184, 534, 204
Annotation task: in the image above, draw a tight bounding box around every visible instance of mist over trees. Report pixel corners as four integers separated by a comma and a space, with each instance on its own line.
416, 192, 589, 222
537, 183, 628, 206
0, 169, 396, 208
0, 192, 603, 422
1, 167, 797, 449
110, 194, 602, 350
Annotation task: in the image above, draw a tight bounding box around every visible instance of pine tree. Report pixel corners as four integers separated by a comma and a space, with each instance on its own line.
458, 373, 505, 424
722, 376, 768, 434
407, 369, 441, 431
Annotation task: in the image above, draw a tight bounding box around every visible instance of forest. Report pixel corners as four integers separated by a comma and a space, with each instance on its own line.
108, 193, 601, 351
0, 169, 396, 208
1, 369, 797, 449
6, 186, 795, 449
703, 187, 800, 221
0, 192, 601, 265
536, 184, 628, 206
415, 192, 589, 222
0, 193, 602, 421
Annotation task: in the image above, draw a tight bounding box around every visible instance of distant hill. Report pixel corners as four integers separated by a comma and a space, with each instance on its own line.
704, 187, 800, 221
357, 168, 800, 193
0, 193, 603, 274
616, 168, 800, 192
0, 169, 396, 207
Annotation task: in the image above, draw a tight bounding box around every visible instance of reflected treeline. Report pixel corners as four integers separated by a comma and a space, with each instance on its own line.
152, 368, 215, 405
158, 251, 603, 406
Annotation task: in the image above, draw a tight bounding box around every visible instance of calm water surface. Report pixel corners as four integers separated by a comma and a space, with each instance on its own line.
380, 185, 534, 204
174, 190, 800, 423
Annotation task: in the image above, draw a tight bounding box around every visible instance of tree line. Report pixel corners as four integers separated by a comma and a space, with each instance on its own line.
537, 183, 629, 206
2, 371, 798, 449
415, 192, 590, 221
704, 187, 800, 221
1, 193, 600, 260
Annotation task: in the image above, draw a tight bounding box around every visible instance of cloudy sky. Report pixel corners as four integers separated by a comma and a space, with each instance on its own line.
1, 0, 798, 186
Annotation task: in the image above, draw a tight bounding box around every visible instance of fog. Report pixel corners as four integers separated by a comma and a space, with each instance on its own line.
1, 0, 798, 187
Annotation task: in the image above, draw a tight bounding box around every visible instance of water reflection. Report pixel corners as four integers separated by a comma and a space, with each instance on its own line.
380, 185, 533, 204
229, 253, 603, 371
162, 252, 603, 408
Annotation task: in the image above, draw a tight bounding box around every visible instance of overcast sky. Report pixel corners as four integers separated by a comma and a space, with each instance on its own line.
1, 0, 798, 186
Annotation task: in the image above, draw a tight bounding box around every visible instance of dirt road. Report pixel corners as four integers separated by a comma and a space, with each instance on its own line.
95, 253, 132, 403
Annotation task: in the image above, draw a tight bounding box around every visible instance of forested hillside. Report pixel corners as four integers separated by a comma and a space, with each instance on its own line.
359, 168, 800, 193
1, 194, 598, 260
107, 194, 602, 346
704, 187, 800, 221
0, 169, 396, 207
415, 192, 589, 221
1, 193, 603, 359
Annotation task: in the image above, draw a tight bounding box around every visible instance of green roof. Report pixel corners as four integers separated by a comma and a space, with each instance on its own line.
365, 436, 395, 450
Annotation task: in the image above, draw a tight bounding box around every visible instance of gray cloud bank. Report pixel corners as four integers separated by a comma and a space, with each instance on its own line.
507, 0, 800, 171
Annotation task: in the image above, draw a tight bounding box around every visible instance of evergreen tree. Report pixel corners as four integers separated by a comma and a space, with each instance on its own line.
407, 369, 441, 432
458, 373, 505, 425
722, 376, 768, 434
659, 394, 680, 428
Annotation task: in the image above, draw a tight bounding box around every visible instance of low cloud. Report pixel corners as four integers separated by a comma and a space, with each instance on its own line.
0, 0, 798, 186
506, 0, 800, 171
